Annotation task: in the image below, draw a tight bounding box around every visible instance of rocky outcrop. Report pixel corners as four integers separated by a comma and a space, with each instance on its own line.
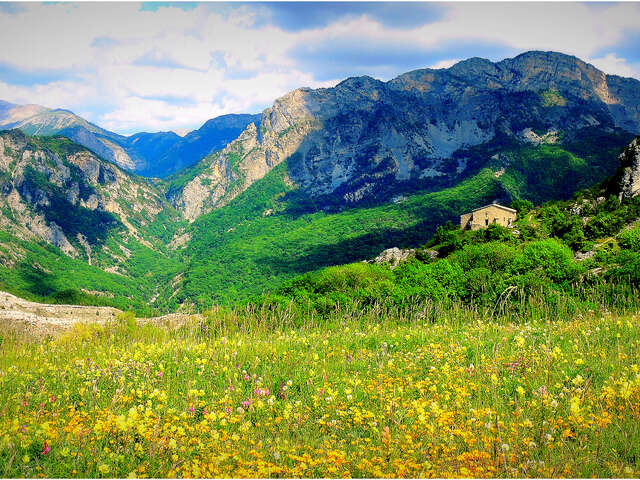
0, 130, 172, 260
171, 51, 640, 219
618, 136, 640, 201
371, 247, 416, 268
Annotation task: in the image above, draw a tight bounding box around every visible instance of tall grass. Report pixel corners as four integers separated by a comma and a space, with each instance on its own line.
0, 288, 639, 478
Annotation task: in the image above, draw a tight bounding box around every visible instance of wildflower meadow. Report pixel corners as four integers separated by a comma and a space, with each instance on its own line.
0, 303, 639, 478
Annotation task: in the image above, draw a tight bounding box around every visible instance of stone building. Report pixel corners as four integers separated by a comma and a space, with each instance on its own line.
460, 203, 517, 230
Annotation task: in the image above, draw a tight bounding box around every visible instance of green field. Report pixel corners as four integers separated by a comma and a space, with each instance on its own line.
0, 299, 638, 478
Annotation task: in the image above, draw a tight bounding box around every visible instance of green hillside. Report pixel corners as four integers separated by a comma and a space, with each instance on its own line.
175, 135, 632, 308
0, 130, 635, 313
250, 179, 640, 318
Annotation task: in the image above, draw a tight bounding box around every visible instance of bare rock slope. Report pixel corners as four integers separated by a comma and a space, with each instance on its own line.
618, 136, 640, 200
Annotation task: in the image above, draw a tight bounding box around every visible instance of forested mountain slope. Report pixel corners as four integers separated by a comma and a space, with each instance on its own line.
0, 129, 182, 312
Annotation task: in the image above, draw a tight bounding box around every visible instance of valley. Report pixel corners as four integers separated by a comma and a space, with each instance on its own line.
0, 51, 639, 314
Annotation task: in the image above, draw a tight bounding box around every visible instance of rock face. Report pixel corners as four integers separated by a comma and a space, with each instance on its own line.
171, 51, 640, 219
618, 136, 640, 201
0, 130, 171, 259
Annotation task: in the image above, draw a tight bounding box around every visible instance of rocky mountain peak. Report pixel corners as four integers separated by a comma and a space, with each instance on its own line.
448, 56, 498, 78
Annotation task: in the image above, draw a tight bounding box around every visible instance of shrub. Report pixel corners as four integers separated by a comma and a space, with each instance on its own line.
394, 259, 466, 302
585, 212, 625, 239
510, 198, 533, 217
511, 239, 581, 283
618, 226, 640, 251
451, 242, 518, 273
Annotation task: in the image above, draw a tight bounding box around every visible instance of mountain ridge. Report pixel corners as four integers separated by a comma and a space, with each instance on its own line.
168, 50, 640, 220
0, 102, 260, 177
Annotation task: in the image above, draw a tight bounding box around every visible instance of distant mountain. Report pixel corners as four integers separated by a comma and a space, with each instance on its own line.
141, 114, 261, 177
126, 131, 183, 169
0, 101, 259, 177
0, 101, 140, 170
169, 51, 640, 219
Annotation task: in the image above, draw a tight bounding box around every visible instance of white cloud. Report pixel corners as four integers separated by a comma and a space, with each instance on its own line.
588, 53, 640, 79
0, 2, 638, 134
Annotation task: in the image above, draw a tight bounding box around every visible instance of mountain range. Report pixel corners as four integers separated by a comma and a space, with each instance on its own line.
0, 50, 639, 312
0, 100, 259, 177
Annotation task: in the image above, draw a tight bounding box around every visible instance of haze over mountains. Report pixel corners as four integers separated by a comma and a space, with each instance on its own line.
0, 50, 639, 311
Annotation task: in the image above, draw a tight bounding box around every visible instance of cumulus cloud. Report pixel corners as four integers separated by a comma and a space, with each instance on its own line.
0, 2, 638, 134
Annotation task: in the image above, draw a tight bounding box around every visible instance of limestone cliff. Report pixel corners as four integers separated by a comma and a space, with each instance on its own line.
618, 136, 640, 201
170, 51, 640, 219
0, 130, 173, 261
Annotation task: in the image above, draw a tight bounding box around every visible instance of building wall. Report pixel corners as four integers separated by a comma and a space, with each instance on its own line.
460, 205, 516, 230
460, 213, 473, 229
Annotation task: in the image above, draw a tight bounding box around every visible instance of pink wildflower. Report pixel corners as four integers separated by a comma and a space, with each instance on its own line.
42, 442, 50, 456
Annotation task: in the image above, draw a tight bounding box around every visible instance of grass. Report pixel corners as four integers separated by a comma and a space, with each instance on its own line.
0, 298, 639, 478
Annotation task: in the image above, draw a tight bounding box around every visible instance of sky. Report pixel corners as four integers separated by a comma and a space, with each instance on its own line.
0, 1, 639, 135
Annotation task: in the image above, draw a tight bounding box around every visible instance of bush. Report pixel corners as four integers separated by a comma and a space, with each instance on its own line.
618, 226, 640, 251
610, 250, 640, 285
585, 212, 625, 239
394, 259, 466, 302
511, 239, 582, 283
483, 224, 514, 242
511, 198, 534, 217
451, 242, 518, 273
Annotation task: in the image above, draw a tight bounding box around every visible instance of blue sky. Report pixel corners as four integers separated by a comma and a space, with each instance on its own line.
0, 1, 639, 134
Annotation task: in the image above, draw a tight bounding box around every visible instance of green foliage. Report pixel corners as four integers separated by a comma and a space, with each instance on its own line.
510, 198, 533, 216
478, 223, 513, 242
539, 88, 566, 107
618, 226, 640, 251
254, 183, 640, 316
511, 239, 581, 283
180, 167, 507, 307
1, 128, 636, 314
